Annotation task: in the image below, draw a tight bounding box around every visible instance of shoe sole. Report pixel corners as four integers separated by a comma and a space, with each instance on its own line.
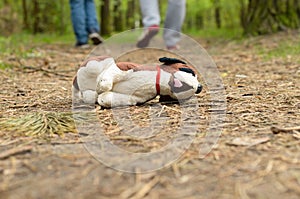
137, 29, 159, 48
75, 44, 90, 49
167, 45, 179, 50
89, 33, 103, 45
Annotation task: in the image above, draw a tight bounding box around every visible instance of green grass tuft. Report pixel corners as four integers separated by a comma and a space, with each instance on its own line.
186, 27, 244, 40
265, 42, 300, 60
257, 39, 300, 62
0, 31, 75, 56
0, 112, 77, 138
0, 61, 13, 70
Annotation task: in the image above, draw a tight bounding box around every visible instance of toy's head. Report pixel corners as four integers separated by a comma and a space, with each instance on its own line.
159, 57, 202, 102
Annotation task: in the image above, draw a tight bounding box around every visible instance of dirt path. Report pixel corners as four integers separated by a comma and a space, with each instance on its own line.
0, 31, 299, 199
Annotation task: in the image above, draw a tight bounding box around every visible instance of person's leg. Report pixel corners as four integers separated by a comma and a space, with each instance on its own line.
85, 0, 102, 45
164, 0, 186, 48
137, 0, 160, 48
70, 0, 88, 45
84, 0, 100, 33
139, 0, 160, 28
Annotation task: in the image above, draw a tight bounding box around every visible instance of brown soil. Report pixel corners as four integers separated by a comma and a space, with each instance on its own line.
0, 31, 299, 199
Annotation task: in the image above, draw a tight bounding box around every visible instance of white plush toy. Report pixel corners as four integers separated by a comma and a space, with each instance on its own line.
72, 56, 202, 108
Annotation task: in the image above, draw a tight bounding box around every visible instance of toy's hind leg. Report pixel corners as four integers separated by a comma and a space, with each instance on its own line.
97, 92, 142, 108
95, 60, 131, 94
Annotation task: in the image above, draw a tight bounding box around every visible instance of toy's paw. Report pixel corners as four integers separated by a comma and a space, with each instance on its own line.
97, 92, 114, 107
96, 77, 113, 94
82, 90, 97, 104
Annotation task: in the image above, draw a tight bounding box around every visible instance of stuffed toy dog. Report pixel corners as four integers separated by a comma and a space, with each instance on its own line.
72, 56, 202, 108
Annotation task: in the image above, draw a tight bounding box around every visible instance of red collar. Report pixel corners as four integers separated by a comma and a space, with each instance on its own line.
156, 65, 161, 95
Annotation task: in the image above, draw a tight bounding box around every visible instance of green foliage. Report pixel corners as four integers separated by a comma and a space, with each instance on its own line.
1, 0, 299, 40
0, 0, 73, 36
1, 0, 247, 37
0, 61, 13, 70
241, 0, 300, 36
0, 1, 22, 36
186, 26, 244, 40
259, 40, 300, 61
0, 32, 74, 67
0, 112, 78, 138
183, 0, 244, 32
219, 0, 245, 28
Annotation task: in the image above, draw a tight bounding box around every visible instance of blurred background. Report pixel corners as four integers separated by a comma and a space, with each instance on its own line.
1, 0, 299, 39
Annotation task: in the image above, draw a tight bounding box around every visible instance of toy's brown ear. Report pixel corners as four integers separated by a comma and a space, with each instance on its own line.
80, 56, 111, 67
116, 62, 141, 71
72, 76, 79, 90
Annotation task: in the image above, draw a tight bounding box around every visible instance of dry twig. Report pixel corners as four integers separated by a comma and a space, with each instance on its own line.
0, 145, 32, 159
271, 126, 300, 134
131, 176, 160, 199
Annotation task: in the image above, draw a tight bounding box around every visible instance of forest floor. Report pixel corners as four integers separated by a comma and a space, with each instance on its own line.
0, 30, 299, 199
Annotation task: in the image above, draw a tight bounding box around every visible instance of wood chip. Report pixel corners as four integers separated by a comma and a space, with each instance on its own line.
227, 137, 270, 146
271, 126, 300, 134
0, 145, 33, 159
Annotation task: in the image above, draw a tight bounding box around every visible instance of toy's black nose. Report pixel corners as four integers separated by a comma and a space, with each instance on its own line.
196, 84, 202, 94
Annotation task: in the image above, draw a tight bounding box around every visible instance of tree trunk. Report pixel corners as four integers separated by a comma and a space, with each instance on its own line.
196, 12, 204, 29
59, 0, 65, 34
296, 0, 300, 19
113, 0, 123, 31
32, 0, 41, 34
241, 0, 300, 35
214, 0, 221, 29
100, 0, 112, 35
240, 0, 247, 29
22, 0, 29, 30
126, 0, 136, 29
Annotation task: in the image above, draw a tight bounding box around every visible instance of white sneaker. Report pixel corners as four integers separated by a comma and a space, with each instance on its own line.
89, 32, 104, 45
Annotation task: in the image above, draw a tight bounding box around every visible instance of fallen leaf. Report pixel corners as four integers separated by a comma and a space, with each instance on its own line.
235, 74, 248, 78
293, 132, 300, 139
227, 137, 270, 146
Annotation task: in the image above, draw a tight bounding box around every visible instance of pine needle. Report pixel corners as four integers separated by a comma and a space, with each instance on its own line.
0, 112, 80, 138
